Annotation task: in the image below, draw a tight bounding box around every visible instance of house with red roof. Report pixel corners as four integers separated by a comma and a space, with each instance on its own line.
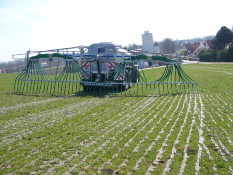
185, 40, 212, 56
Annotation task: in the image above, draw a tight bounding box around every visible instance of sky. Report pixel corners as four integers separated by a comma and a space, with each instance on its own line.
0, 0, 232, 62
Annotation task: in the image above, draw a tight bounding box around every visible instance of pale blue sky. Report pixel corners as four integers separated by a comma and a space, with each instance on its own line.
0, 0, 232, 62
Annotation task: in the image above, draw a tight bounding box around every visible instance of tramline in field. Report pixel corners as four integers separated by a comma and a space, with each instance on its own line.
13, 42, 198, 96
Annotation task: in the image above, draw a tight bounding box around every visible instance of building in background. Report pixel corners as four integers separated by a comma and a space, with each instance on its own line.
142, 31, 154, 54
142, 31, 160, 55
153, 41, 161, 54
185, 40, 212, 56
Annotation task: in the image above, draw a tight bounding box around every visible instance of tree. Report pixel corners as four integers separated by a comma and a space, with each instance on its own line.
212, 26, 233, 50
199, 50, 217, 62
227, 42, 233, 62
217, 49, 228, 61
160, 38, 176, 54
125, 43, 142, 50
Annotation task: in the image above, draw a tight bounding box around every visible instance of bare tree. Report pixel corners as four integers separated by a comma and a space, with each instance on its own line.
160, 38, 176, 54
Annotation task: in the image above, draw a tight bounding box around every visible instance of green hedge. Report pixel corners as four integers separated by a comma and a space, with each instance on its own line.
199, 50, 217, 62
199, 45, 233, 62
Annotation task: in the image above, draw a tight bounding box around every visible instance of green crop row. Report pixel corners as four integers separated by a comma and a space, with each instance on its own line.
0, 63, 232, 174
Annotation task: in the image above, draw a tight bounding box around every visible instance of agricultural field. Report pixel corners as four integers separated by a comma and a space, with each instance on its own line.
0, 63, 233, 175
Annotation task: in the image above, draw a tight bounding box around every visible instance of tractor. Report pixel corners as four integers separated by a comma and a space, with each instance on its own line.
79, 43, 140, 90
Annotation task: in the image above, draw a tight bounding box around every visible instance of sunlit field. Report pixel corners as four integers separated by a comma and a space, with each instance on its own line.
0, 63, 232, 174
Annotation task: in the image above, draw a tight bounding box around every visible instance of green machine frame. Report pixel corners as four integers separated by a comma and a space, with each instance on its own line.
14, 48, 198, 96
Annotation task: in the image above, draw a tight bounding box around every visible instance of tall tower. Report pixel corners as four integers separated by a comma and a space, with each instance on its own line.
142, 31, 154, 54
